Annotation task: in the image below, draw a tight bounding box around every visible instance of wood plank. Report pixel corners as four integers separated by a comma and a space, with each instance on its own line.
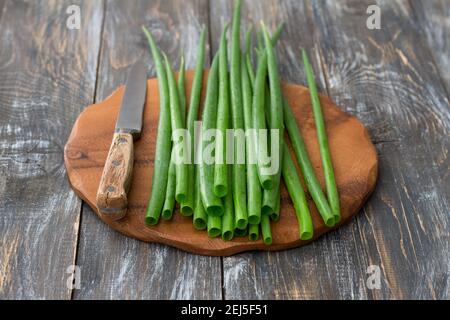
211, 0, 376, 299
0, 0, 6, 22
73, 0, 222, 299
411, 0, 450, 93
0, 0, 104, 299
310, 0, 449, 299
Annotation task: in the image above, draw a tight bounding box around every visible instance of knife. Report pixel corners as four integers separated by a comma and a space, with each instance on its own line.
96, 60, 147, 220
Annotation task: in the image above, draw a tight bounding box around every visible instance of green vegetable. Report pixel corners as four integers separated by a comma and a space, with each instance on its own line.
270, 190, 280, 221
164, 54, 189, 204
199, 54, 223, 216
256, 22, 286, 73
214, 24, 230, 198
244, 27, 255, 85
261, 214, 272, 245
302, 49, 340, 223
257, 29, 263, 51
230, 0, 248, 230
249, 223, 259, 241
261, 23, 283, 181
241, 56, 262, 225
161, 156, 176, 220
246, 22, 284, 91
178, 51, 186, 123
261, 84, 280, 216
252, 51, 272, 190
283, 99, 335, 227
234, 226, 248, 237
261, 84, 282, 216
221, 168, 234, 241
261, 174, 280, 215
143, 26, 171, 225
193, 167, 207, 230
270, 22, 285, 46
207, 214, 222, 238
180, 27, 206, 216
161, 51, 188, 220
248, 25, 287, 221
253, 24, 284, 191
282, 144, 313, 239
256, 22, 284, 55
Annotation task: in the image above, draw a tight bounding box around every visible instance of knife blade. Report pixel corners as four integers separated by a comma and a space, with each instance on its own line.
96, 60, 147, 220
115, 60, 147, 137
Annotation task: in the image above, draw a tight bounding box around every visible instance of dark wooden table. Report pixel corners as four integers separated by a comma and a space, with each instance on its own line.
0, 0, 448, 300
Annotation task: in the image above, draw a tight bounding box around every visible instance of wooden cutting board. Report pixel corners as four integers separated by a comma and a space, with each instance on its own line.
64, 70, 378, 256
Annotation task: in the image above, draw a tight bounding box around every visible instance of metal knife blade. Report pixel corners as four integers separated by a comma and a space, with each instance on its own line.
115, 60, 147, 138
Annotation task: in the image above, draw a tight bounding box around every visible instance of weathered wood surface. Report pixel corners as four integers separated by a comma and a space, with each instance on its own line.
312, 0, 449, 300
211, 0, 449, 299
211, 0, 376, 300
0, 0, 6, 22
411, 0, 450, 93
0, 0, 104, 299
72, 0, 222, 300
0, 0, 448, 300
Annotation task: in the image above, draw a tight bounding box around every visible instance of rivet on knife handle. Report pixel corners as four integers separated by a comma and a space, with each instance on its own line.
96, 132, 134, 220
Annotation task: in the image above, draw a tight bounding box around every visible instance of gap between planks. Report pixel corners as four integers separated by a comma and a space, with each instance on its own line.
70, 0, 108, 301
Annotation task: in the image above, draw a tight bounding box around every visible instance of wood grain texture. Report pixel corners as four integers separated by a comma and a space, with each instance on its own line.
65, 73, 377, 254
96, 132, 134, 220
0, 0, 104, 299
1, 0, 448, 300
212, 0, 449, 300
411, 0, 450, 94
72, 0, 222, 300
0, 0, 6, 22
311, 0, 449, 299
211, 0, 378, 300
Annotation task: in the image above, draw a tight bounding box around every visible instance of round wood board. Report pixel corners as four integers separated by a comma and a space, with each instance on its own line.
64, 70, 378, 256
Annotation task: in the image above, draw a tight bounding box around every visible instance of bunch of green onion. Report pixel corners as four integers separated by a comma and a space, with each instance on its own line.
142, 0, 340, 245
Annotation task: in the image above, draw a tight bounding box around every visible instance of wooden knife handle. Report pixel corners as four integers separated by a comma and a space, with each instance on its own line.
96, 132, 134, 220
